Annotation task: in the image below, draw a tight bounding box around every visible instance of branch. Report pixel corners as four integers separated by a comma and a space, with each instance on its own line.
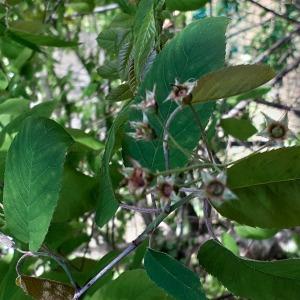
120, 203, 162, 214
273, 56, 300, 86
72, 4, 119, 17
247, 0, 300, 24
227, 18, 272, 39
73, 193, 196, 299
254, 98, 300, 117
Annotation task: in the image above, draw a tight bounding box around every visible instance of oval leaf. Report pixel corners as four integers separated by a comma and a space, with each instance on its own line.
106, 83, 134, 102
9, 29, 78, 47
192, 64, 275, 103
133, 0, 156, 79
198, 239, 300, 300
220, 118, 257, 140
144, 248, 206, 300
217, 146, 300, 228
3, 117, 73, 251
91, 269, 172, 300
123, 17, 229, 171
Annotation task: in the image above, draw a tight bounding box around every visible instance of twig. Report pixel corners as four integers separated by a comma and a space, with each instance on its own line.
254, 25, 300, 63
163, 106, 183, 170
16, 250, 78, 289
155, 162, 220, 177
203, 199, 217, 240
154, 114, 192, 159
247, 0, 300, 24
45, 0, 64, 23
227, 18, 272, 39
73, 193, 197, 299
120, 203, 162, 214
188, 104, 215, 164
273, 56, 300, 86
254, 99, 300, 117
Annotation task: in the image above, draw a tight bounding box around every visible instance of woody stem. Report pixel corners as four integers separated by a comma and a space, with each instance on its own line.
73, 193, 196, 299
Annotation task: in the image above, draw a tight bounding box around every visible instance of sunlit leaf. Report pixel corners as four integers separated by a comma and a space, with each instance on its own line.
9, 29, 79, 48
235, 225, 277, 240
192, 65, 275, 103
3, 117, 73, 251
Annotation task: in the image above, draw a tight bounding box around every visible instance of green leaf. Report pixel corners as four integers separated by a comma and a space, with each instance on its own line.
95, 104, 129, 227
235, 225, 277, 240
5, 101, 57, 134
96, 14, 133, 54
53, 165, 98, 222
66, 128, 103, 151
221, 232, 239, 255
220, 118, 257, 140
9, 29, 78, 47
192, 65, 275, 103
133, 0, 156, 79
0, 98, 30, 115
166, 0, 208, 11
97, 60, 120, 80
90, 269, 173, 300
217, 146, 300, 228
198, 239, 300, 300
3, 117, 73, 251
116, 0, 136, 15
118, 33, 134, 81
16, 276, 75, 300
234, 87, 271, 101
106, 83, 134, 102
123, 17, 229, 171
0, 4, 5, 19
0, 69, 8, 90
144, 248, 206, 300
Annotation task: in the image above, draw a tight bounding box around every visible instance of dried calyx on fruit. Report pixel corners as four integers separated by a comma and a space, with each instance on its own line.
121, 160, 151, 197
133, 86, 157, 113
165, 79, 197, 105
260, 113, 297, 143
0, 232, 15, 250
128, 114, 156, 141
156, 176, 178, 201
201, 171, 237, 205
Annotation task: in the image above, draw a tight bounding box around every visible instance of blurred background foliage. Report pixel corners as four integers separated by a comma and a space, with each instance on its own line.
0, 1, 300, 299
